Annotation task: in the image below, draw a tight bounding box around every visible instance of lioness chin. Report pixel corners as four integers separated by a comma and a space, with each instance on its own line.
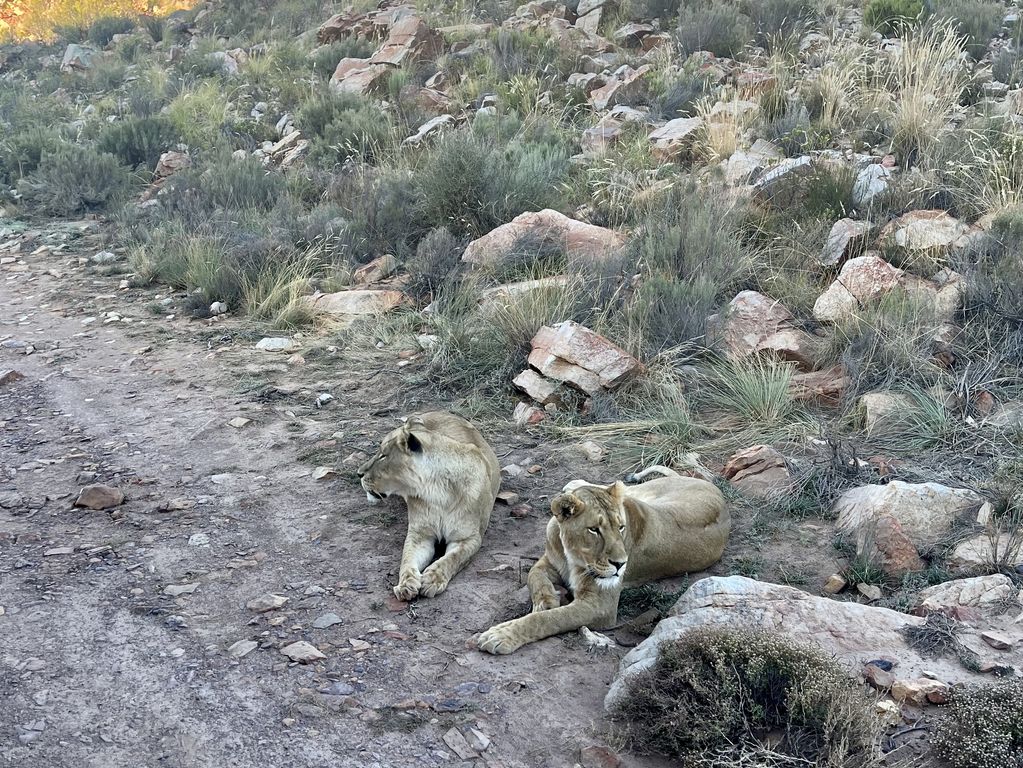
358, 411, 500, 602
477, 466, 729, 655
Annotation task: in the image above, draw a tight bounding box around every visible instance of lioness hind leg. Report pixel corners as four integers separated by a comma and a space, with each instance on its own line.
419, 535, 481, 598
394, 532, 435, 602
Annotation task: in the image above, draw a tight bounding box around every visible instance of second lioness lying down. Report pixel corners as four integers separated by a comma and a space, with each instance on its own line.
477, 467, 730, 655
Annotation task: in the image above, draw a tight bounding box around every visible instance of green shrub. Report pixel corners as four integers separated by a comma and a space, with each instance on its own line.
139, 15, 166, 42
308, 39, 374, 78
930, 0, 1003, 59
932, 679, 1023, 768
744, 0, 816, 48
406, 226, 464, 297
165, 153, 284, 214
613, 628, 883, 766
97, 116, 179, 172
864, 0, 925, 36
0, 128, 62, 184
676, 1, 753, 57
649, 64, 714, 120
18, 144, 131, 216
298, 94, 396, 167
87, 16, 135, 47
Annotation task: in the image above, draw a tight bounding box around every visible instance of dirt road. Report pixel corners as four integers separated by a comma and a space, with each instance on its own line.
0, 221, 663, 768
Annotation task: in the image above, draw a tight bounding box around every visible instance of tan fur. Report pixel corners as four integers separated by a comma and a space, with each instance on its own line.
358, 412, 500, 601
477, 468, 729, 654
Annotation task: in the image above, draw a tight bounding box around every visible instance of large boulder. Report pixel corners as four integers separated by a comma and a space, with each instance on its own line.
820, 218, 872, 267
721, 445, 791, 498
709, 290, 824, 372
330, 58, 393, 95
61, 44, 98, 72
306, 289, 406, 315
917, 575, 1019, 615
647, 117, 703, 161
605, 576, 991, 710
370, 15, 443, 66
589, 64, 650, 111
462, 210, 625, 270
833, 481, 984, 555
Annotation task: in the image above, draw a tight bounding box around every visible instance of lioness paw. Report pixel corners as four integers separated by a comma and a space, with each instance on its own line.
477, 624, 522, 655
393, 572, 422, 602
531, 595, 558, 613
418, 568, 449, 598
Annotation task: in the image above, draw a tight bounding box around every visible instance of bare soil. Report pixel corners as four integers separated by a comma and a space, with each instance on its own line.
0, 220, 714, 768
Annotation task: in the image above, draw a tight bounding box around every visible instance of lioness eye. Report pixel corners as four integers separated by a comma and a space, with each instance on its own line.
587, 527, 599, 535
619, 525, 626, 532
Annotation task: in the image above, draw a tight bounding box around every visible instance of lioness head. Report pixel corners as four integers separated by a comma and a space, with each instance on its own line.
550, 483, 629, 590
357, 419, 428, 504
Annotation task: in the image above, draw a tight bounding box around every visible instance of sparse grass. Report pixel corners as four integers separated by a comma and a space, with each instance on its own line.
900, 613, 981, 671
612, 628, 884, 767
933, 679, 1023, 768
700, 357, 800, 429
241, 252, 322, 328
166, 82, 234, 150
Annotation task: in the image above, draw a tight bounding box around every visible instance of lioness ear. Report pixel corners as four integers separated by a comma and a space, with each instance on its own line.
609, 481, 626, 501
404, 432, 424, 454
551, 493, 583, 520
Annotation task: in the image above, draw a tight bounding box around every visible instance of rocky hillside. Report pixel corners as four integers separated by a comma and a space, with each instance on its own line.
2, 1, 1022, 767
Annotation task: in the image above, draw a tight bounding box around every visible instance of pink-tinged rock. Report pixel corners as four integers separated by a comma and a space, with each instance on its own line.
307, 289, 406, 315
589, 65, 650, 111
820, 218, 872, 267
330, 60, 393, 95
710, 290, 823, 372
648, 117, 703, 161
317, 11, 362, 43
155, 151, 191, 179
527, 349, 603, 395
513, 401, 546, 426
871, 514, 925, 578
513, 369, 560, 404
370, 16, 443, 66
879, 210, 969, 252
812, 255, 903, 322
721, 445, 790, 498
462, 210, 625, 270
353, 255, 397, 285
74, 485, 125, 510
479, 276, 572, 307
535, 321, 643, 390
612, 22, 655, 46
788, 365, 849, 406
581, 117, 623, 155
568, 72, 606, 94
736, 69, 777, 98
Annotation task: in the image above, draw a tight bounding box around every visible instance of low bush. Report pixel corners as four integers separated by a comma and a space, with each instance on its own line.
744, 0, 816, 48
612, 628, 883, 766
18, 144, 131, 215
932, 679, 1023, 768
864, 0, 925, 36
298, 93, 396, 167
86, 15, 134, 47
676, 1, 753, 57
0, 127, 62, 184
97, 116, 179, 172
930, 0, 1003, 59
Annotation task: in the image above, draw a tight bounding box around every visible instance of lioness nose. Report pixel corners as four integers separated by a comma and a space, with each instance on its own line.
610, 560, 626, 570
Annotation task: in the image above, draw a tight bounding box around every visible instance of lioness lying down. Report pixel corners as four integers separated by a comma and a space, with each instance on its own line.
358, 412, 500, 601
477, 467, 729, 654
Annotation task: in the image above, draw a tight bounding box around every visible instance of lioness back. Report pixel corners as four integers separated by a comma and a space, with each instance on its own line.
415, 411, 501, 498
624, 476, 729, 583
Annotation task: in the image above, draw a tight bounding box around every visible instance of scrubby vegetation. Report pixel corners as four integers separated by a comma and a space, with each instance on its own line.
932, 679, 1023, 768
613, 628, 884, 766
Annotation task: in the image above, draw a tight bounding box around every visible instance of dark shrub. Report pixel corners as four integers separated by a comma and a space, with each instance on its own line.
18, 144, 131, 215
97, 116, 179, 172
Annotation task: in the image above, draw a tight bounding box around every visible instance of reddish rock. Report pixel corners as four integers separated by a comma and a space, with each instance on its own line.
737, 69, 777, 98
462, 209, 625, 270
721, 445, 790, 498
370, 16, 443, 67
648, 117, 703, 161
512, 369, 560, 405
813, 255, 903, 322
527, 349, 602, 395
513, 401, 546, 426
532, 321, 642, 391
788, 365, 849, 406
353, 255, 397, 285
317, 11, 362, 43
820, 218, 872, 267
74, 485, 124, 510
589, 65, 650, 111
872, 514, 925, 578
330, 60, 393, 95
863, 662, 895, 690
710, 290, 823, 372
154, 150, 191, 179
879, 210, 969, 252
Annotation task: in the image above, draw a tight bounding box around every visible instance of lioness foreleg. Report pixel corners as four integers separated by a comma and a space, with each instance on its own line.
419, 535, 482, 598
477, 601, 609, 655
526, 555, 561, 613
394, 531, 435, 601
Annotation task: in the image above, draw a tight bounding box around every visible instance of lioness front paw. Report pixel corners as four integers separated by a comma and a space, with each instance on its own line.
418, 567, 449, 598
531, 594, 558, 613
477, 622, 524, 655
393, 570, 422, 602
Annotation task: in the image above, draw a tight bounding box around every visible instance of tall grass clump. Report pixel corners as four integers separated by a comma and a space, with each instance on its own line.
18, 144, 131, 215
